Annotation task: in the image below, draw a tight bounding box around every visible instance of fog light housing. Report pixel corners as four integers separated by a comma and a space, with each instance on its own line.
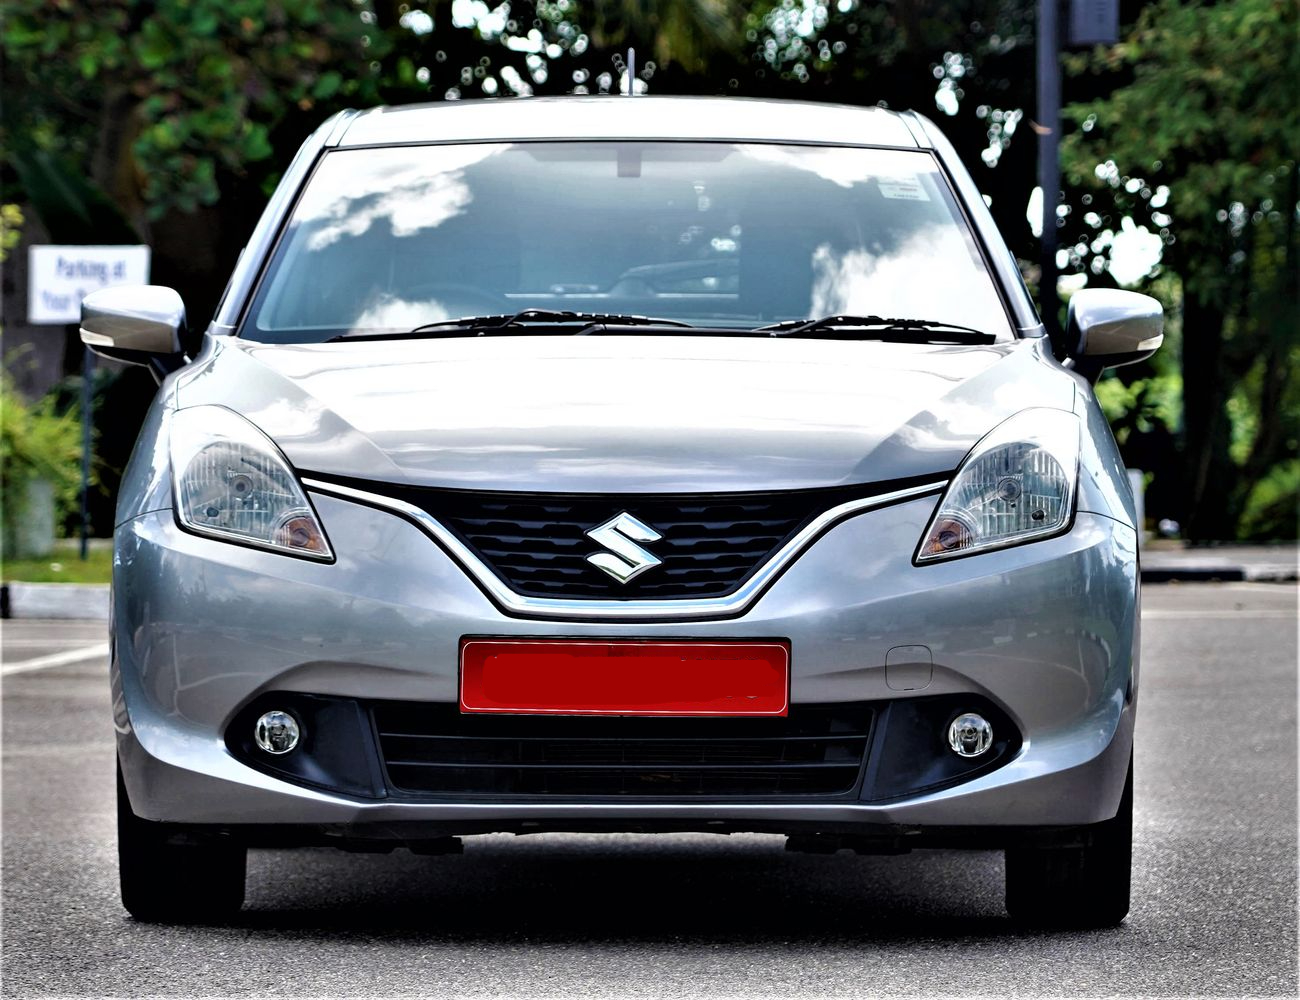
254, 710, 301, 755
948, 713, 992, 757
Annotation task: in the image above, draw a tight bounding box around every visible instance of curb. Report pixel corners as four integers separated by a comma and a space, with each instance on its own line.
1141, 564, 1298, 584
1142, 568, 1248, 583
1, 583, 111, 620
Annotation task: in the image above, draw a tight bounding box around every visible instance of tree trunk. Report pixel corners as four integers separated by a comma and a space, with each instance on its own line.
91, 84, 149, 241
1180, 292, 1236, 540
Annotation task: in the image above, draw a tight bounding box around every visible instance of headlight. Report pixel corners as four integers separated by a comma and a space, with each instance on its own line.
169, 406, 333, 560
916, 408, 1079, 563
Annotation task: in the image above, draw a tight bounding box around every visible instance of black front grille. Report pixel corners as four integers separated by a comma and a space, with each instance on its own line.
315, 475, 940, 600
372, 702, 874, 798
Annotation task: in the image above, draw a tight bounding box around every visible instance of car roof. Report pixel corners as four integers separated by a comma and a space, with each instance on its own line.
332, 96, 925, 149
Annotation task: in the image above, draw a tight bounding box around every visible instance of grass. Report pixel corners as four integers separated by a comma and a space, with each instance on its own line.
1, 540, 113, 584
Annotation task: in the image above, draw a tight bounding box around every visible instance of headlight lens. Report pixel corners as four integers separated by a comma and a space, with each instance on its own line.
916, 408, 1079, 563
169, 406, 333, 560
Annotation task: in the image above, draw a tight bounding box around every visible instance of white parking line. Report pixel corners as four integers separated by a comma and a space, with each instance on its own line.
1, 642, 111, 676
1142, 610, 1296, 619
2, 638, 105, 648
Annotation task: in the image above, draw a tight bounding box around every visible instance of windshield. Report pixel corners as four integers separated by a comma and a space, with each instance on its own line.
243, 141, 1013, 343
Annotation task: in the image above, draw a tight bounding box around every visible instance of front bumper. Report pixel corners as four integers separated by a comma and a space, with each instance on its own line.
113, 492, 1138, 837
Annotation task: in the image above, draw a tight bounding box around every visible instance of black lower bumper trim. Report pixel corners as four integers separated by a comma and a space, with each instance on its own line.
155, 818, 1101, 852
223, 693, 1021, 806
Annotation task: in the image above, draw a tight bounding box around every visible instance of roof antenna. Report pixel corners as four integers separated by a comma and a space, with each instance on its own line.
626, 47, 635, 96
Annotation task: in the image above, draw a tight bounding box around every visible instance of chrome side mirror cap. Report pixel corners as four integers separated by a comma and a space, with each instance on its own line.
81, 285, 188, 381
1065, 288, 1164, 376
81, 284, 186, 358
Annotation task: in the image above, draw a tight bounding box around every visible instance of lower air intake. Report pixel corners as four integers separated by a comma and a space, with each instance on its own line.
371, 702, 874, 797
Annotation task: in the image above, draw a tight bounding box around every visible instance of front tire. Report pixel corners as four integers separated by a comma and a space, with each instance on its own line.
117, 763, 246, 923
1005, 755, 1133, 928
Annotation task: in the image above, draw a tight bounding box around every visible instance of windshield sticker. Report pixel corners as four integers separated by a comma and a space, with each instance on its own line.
877, 176, 930, 201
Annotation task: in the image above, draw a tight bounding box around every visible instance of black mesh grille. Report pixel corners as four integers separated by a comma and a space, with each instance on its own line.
372, 702, 874, 798
440, 494, 810, 598
312, 475, 941, 600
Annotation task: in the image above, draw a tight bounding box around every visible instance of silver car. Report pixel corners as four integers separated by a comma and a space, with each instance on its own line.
82, 97, 1163, 927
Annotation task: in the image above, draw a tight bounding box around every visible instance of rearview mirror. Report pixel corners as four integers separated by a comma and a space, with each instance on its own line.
80, 285, 187, 379
1065, 288, 1164, 379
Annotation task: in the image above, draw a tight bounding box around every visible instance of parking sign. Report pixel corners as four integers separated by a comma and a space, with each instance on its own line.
27, 245, 151, 324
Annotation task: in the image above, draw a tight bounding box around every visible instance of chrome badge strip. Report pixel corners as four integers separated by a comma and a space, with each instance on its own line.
302, 478, 946, 621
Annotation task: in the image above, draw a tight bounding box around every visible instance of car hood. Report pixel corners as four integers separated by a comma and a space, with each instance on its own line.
176, 335, 1074, 493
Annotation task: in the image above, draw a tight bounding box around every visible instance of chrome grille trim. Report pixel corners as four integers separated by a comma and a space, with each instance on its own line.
302, 478, 946, 621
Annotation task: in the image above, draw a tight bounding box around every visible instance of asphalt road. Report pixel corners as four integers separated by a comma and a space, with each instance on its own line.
2, 583, 1296, 998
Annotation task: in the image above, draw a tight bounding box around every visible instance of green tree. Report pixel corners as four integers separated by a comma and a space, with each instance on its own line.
585, 0, 746, 74
2, 0, 387, 344
1061, 0, 1299, 540
2, 0, 376, 226
0, 204, 21, 262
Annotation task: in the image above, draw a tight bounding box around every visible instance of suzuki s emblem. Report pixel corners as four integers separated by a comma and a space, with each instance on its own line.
585, 512, 663, 584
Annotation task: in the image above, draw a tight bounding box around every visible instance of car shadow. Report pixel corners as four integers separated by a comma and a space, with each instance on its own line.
217, 834, 1090, 943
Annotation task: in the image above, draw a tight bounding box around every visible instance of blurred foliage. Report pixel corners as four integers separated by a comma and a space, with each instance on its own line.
584, 0, 747, 73
2, 0, 377, 220
2, 0, 1296, 539
1239, 459, 1299, 542
1061, 0, 1299, 540
1094, 372, 1182, 443
0, 204, 22, 263
0, 373, 88, 551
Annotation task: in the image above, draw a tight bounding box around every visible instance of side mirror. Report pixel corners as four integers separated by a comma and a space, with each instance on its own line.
1065, 288, 1164, 379
80, 285, 187, 380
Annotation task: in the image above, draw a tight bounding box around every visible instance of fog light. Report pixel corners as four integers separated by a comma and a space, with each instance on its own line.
254, 710, 301, 755
947, 713, 992, 757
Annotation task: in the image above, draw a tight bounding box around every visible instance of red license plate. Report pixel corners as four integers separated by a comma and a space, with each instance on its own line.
459, 639, 790, 717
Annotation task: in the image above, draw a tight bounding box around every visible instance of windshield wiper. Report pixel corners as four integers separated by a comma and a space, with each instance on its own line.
329, 309, 695, 341
755, 315, 996, 344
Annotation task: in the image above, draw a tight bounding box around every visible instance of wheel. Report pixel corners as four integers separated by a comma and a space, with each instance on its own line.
117, 763, 246, 923
1005, 754, 1133, 928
